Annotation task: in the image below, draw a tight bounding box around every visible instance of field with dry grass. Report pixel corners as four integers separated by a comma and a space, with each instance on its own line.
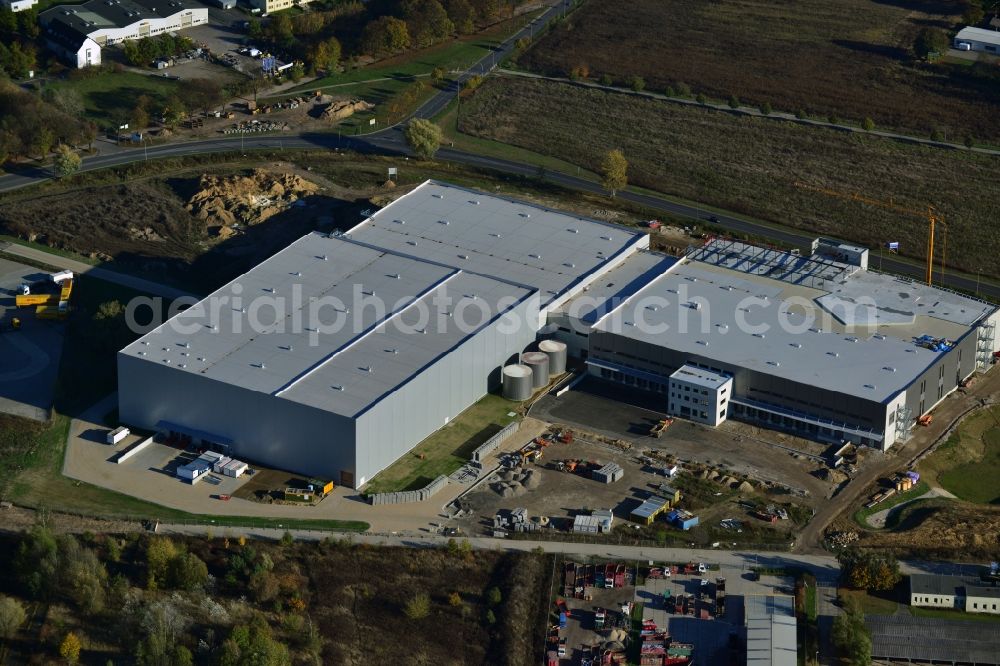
458, 75, 1000, 277
518, 0, 1000, 142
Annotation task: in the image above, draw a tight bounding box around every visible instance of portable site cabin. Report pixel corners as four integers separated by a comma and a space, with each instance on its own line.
631, 496, 669, 525
592, 462, 624, 484
107, 426, 130, 445
222, 460, 248, 478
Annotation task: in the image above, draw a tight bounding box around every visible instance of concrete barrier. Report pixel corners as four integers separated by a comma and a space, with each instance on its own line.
369, 474, 449, 505
115, 435, 154, 464
472, 421, 519, 463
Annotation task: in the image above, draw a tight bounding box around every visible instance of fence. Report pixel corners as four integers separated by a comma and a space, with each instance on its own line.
115, 435, 154, 464
368, 474, 449, 505
472, 421, 519, 463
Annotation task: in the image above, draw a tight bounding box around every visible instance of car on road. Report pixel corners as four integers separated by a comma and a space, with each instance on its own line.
707, 215, 720, 224
698, 562, 708, 573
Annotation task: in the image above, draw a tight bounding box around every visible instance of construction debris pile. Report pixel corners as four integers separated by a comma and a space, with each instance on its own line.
320, 98, 375, 122
492, 468, 540, 497
223, 119, 288, 134
185, 168, 319, 233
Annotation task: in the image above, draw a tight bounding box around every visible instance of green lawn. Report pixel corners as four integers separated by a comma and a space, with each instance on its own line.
920, 405, 1000, 504
51, 71, 181, 126
805, 584, 817, 622
853, 481, 930, 528
911, 605, 1000, 623
838, 588, 899, 615
289, 11, 539, 94
363, 393, 520, 494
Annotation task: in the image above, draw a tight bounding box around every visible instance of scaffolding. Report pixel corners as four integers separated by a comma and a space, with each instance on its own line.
895, 403, 913, 444
687, 239, 857, 289
977, 320, 996, 369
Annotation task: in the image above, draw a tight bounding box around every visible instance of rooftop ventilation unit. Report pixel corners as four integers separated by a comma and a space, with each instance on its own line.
864, 384, 876, 390
563, 262, 575, 268
332, 385, 344, 391
363, 366, 372, 373
882, 366, 896, 372
458, 254, 468, 260
789, 342, 802, 348
767, 360, 780, 366
753, 332, 765, 338
408, 240, 418, 246
568, 228, 579, 234
394, 219, 405, 224
529, 253, 541, 259
827, 351, 839, 357
438, 220, 449, 225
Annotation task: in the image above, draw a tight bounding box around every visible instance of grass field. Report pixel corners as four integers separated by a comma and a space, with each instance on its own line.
518, 0, 1000, 142
50, 71, 181, 127
290, 10, 538, 93
853, 481, 930, 528
458, 75, 1000, 278
920, 405, 1000, 504
363, 394, 519, 494
838, 587, 899, 615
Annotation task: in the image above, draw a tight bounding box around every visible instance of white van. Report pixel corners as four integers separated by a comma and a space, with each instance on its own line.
956, 42, 972, 51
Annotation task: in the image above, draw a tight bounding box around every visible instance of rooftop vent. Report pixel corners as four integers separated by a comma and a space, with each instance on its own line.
408, 240, 418, 246
138, 351, 146, 356
767, 360, 780, 366
363, 366, 372, 373
255, 362, 265, 369
827, 351, 839, 357
394, 219, 405, 224
563, 262, 575, 268
789, 342, 802, 348
519, 212, 530, 218
432, 193, 443, 199
458, 254, 468, 260
163, 359, 171, 364
321, 255, 328, 261
697, 340, 709, 346
753, 332, 765, 338
601, 235, 612, 241
882, 366, 896, 372
391, 273, 400, 279
568, 228, 579, 234
178, 363, 186, 368
332, 385, 344, 391
470, 200, 480, 205
864, 383, 876, 390
529, 253, 541, 259
489, 233, 502, 238
438, 220, 449, 225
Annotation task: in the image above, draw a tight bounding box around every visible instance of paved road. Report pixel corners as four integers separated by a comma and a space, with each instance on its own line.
0, 0, 996, 303
0, 242, 196, 301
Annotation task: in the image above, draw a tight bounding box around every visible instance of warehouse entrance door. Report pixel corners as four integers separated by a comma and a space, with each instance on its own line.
340, 470, 354, 487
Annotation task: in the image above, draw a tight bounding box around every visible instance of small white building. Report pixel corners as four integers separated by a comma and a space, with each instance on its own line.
3, 0, 39, 12
668, 364, 733, 427
965, 586, 1000, 614
954, 26, 1000, 55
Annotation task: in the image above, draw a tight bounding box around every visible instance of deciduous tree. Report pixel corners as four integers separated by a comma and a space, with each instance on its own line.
601, 149, 628, 196
361, 16, 411, 57
59, 632, 81, 664
0, 596, 26, 642
914, 28, 948, 60
404, 118, 442, 159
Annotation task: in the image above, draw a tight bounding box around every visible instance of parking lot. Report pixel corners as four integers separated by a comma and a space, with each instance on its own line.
0, 257, 67, 421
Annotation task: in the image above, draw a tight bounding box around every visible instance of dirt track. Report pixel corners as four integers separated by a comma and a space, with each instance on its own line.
794, 366, 1000, 554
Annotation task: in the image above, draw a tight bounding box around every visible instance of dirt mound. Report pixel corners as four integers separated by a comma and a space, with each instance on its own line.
186, 168, 319, 231
858, 498, 1000, 560
737, 481, 755, 494
320, 98, 375, 122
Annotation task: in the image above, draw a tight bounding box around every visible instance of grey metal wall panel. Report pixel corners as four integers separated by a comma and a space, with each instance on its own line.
590, 330, 888, 430
904, 329, 978, 420
354, 297, 536, 486
118, 352, 356, 483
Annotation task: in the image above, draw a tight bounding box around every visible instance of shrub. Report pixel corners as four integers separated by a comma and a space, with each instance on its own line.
862, 117, 875, 131
664, 85, 676, 97
728, 95, 740, 109
486, 586, 502, 606
930, 128, 943, 142
695, 93, 706, 104
964, 135, 975, 148
676, 81, 691, 96
630, 75, 645, 92
404, 593, 431, 620
760, 102, 772, 115
448, 592, 462, 607
600, 73, 613, 86
795, 109, 807, 119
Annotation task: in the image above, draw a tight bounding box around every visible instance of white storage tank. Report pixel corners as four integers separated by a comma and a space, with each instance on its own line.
502, 364, 533, 401
522, 351, 550, 389
539, 339, 567, 375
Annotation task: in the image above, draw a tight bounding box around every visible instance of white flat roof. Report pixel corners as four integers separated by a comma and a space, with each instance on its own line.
669, 364, 731, 389
593, 258, 986, 403
122, 232, 533, 417
346, 180, 646, 307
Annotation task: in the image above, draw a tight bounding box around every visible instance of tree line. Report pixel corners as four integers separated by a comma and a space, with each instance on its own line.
247, 0, 532, 75
0, 78, 95, 164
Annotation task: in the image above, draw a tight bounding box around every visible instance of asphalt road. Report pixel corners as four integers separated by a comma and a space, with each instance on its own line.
0, 0, 995, 302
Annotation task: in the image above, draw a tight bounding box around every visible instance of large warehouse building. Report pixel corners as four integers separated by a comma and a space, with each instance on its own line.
119, 180, 1000, 487
119, 181, 648, 488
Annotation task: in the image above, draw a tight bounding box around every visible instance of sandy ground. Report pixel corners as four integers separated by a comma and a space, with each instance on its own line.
61, 393, 547, 534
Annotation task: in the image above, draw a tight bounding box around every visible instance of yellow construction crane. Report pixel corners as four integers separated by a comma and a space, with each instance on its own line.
794, 182, 944, 286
